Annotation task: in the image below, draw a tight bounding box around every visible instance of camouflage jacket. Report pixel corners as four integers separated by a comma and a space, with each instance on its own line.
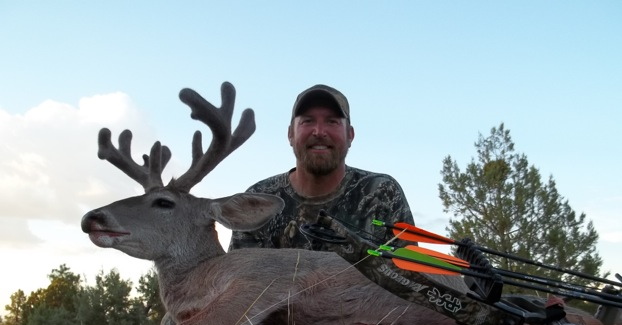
229, 165, 414, 251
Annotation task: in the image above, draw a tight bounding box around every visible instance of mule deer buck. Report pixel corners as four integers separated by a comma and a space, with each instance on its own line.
81, 82, 454, 325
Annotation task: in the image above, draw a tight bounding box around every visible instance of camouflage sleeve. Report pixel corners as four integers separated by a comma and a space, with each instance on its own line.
377, 174, 414, 225
352, 174, 415, 246
382, 176, 415, 246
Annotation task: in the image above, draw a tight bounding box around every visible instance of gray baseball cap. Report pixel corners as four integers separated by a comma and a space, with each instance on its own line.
291, 84, 350, 122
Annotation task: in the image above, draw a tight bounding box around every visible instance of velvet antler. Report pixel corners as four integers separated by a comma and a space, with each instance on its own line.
97, 82, 254, 193
97, 128, 172, 192
174, 82, 255, 192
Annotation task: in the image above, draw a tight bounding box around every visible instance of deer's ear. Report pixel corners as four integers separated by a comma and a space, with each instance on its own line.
210, 193, 285, 231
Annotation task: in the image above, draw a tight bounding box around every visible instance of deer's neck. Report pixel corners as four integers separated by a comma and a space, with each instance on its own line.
156, 246, 225, 281
154, 226, 226, 284
156, 253, 230, 322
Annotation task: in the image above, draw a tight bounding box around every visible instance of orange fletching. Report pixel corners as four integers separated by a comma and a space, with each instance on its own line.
392, 223, 454, 244
391, 258, 460, 275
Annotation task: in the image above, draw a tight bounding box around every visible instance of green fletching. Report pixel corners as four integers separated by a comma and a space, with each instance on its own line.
393, 248, 462, 271
371, 219, 384, 227
367, 249, 381, 257
378, 245, 392, 251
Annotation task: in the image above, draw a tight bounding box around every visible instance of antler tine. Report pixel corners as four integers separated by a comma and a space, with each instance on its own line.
97, 128, 171, 192
175, 82, 256, 192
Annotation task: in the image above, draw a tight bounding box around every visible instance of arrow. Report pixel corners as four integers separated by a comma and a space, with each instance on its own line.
373, 219, 622, 288
403, 245, 470, 268
399, 245, 622, 304
367, 247, 462, 276
389, 245, 463, 274
372, 219, 453, 245
370, 246, 622, 309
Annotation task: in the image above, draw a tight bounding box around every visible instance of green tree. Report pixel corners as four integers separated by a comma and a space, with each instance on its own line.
21, 288, 44, 325
3, 289, 27, 325
3, 266, 164, 325
75, 268, 144, 325
44, 264, 81, 312
17, 265, 81, 325
75, 283, 106, 325
438, 123, 603, 295
25, 305, 76, 325
135, 268, 165, 324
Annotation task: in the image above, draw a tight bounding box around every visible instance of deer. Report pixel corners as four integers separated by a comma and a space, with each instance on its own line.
80, 82, 455, 325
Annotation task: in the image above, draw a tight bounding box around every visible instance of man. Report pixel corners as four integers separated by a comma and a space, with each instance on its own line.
227, 85, 471, 324
229, 84, 414, 251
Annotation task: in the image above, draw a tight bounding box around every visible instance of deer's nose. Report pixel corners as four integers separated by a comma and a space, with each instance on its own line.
81, 210, 106, 233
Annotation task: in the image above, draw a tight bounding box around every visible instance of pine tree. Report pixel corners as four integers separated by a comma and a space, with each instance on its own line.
3, 266, 165, 325
135, 268, 165, 324
438, 123, 603, 295
3, 289, 27, 325
75, 269, 134, 325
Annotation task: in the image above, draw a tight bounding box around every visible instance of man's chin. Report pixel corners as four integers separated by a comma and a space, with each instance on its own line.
304, 159, 339, 176
296, 149, 347, 175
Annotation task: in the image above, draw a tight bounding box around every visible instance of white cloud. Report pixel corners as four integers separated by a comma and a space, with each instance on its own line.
77, 92, 140, 125
23, 100, 75, 124
0, 93, 154, 247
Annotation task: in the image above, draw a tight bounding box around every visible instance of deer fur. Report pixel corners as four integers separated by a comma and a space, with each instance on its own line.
81, 83, 455, 324
83, 187, 455, 324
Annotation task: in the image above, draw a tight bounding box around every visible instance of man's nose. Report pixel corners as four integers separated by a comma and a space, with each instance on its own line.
312, 123, 327, 137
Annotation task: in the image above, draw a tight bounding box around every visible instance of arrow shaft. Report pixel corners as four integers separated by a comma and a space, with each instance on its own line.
493, 268, 622, 303
401, 245, 622, 303
383, 250, 622, 309
377, 220, 621, 288
470, 245, 621, 288
501, 276, 622, 309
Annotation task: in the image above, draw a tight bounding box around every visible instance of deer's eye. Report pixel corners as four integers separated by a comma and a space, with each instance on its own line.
153, 198, 175, 209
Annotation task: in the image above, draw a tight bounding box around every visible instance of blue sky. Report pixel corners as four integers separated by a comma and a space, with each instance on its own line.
1, 1, 620, 313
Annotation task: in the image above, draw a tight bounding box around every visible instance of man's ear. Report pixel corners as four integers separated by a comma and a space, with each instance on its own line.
347, 125, 355, 147
288, 125, 294, 146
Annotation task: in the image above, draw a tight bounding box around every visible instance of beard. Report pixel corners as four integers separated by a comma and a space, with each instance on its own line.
294, 141, 349, 176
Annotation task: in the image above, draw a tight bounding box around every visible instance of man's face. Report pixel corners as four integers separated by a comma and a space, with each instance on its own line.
289, 106, 354, 176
